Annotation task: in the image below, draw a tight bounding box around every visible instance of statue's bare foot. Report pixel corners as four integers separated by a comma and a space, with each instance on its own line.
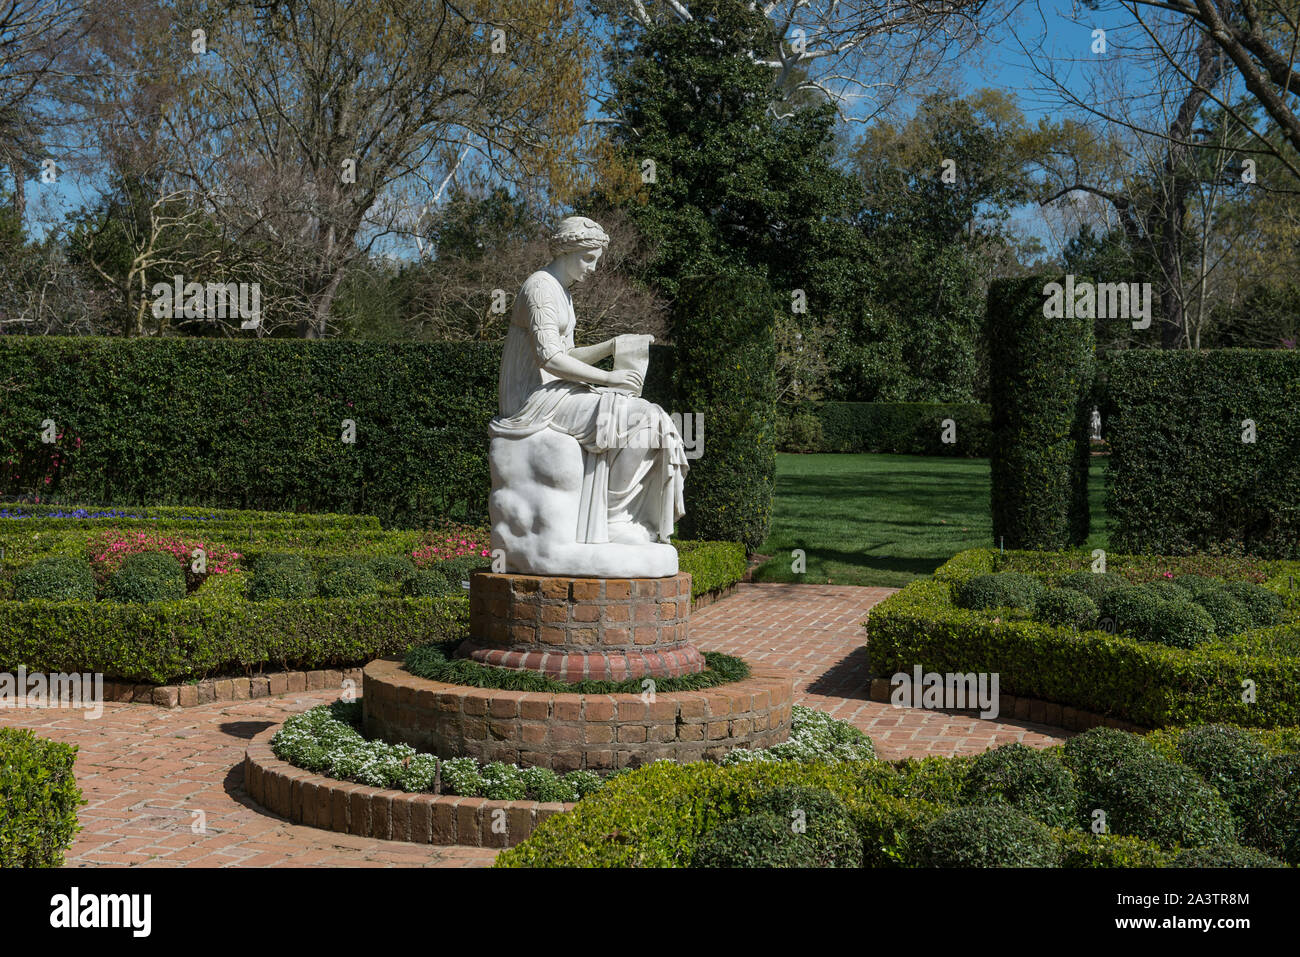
607, 520, 652, 545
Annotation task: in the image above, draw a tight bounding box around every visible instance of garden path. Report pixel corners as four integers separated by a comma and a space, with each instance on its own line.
0, 582, 1067, 868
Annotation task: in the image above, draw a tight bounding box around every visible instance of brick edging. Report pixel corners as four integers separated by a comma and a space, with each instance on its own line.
865, 677, 1148, 733
104, 667, 364, 709
243, 726, 574, 848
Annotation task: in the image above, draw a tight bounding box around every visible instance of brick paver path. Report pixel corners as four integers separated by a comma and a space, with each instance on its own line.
691, 583, 1068, 760
0, 582, 1066, 867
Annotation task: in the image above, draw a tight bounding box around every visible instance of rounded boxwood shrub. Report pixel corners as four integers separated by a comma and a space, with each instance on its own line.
13, 556, 96, 602
1057, 570, 1126, 602
317, 558, 378, 598
1224, 580, 1286, 627
693, 812, 819, 868
1184, 589, 1251, 638
1175, 724, 1268, 811
1033, 589, 1099, 630
1097, 586, 1163, 636
1145, 598, 1216, 648
911, 805, 1061, 867
247, 553, 315, 600
752, 785, 863, 868
963, 743, 1078, 828
1062, 727, 1155, 823
953, 572, 1045, 611
1092, 756, 1236, 849
105, 551, 185, 603
1240, 753, 1300, 864
1167, 843, 1283, 868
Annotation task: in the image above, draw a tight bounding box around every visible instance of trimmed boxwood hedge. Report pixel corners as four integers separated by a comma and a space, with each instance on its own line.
987, 275, 1094, 550
779, 402, 990, 456
672, 272, 776, 551
0, 728, 84, 867
0, 571, 468, 683
868, 548, 1300, 728
0, 337, 765, 540
1102, 349, 1300, 558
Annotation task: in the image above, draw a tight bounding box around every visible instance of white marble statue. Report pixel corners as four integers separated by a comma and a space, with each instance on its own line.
487, 217, 688, 578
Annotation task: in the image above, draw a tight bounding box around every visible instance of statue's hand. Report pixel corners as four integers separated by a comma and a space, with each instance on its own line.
605, 369, 644, 393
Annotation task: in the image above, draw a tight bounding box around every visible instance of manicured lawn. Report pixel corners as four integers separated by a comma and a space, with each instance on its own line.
752, 453, 1108, 588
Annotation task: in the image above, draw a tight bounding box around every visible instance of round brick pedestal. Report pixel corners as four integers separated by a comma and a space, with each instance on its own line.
362, 657, 795, 772
463, 570, 703, 681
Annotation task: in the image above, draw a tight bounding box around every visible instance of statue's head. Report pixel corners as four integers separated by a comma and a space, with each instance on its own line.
548, 216, 609, 285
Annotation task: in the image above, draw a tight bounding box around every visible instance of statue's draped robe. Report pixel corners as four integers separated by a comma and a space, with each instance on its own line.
489, 270, 688, 543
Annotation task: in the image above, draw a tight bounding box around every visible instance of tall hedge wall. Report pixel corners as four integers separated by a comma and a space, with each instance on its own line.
1103, 349, 1300, 557
986, 275, 1094, 549
672, 273, 777, 550
0, 338, 695, 532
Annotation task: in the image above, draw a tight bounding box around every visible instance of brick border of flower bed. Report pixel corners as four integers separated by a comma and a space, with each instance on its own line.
363, 656, 797, 772
865, 677, 1147, 732
243, 725, 572, 848
102, 667, 365, 709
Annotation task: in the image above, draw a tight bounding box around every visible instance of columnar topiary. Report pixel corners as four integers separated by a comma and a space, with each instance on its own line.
672, 271, 777, 550
986, 275, 1095, 549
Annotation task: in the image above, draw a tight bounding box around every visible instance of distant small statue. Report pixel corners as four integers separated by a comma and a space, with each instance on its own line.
1090, 407, 1102, 441
487, 217, 688, 578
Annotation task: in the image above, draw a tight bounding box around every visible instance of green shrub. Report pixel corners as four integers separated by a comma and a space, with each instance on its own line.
693, 812, 819, 868
367, 555, 417, 586
987, 274, 1094, 550
1166, 843, 1283, 868
674, 540, 748, 598
1176, 724, 1268, 811
963, 744, 1078, 828
1057, 831, 1166, 868
953, 572, 1045, 611
1034, 589, 1099, 630
672, 272, 776, 550
13, 556, 95, 601
403, 570, 463, 598
1057, 570, 1126, 602
1096, 586, 1164, 635
1146, 598, 1216, 649
317, 558, 378, 598
106, 550, 186, 603
793, 401, 991, 457
1063, 728, 1155, 822
1184, 588, 1251, 637
1240, 753, 1300, 864
0, 728, 84, 867
1103, 349, 1300, 558
248, 553, 315, 600
752, 786, 864, 867
1092, 756, 1236, 849
774, 410, 826, 453
1225, 580, 1286, 627
911, 805, 1062, 867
